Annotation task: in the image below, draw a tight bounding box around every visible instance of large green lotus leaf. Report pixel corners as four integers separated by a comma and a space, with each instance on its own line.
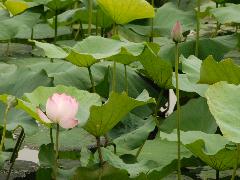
66, 50, 98, 68
17, 85, 102, 126
7, 58, 158, 99
106, 42, 145, 65
97, 0, 154, 25
4, 0, 29, 15
7, 11, 40, 29
0, 11, 40, 40
206, 82, 240, 143
66, 36, 145, 67
161, 97, 217, 133
160, 35, 238, 64
113, 117, 155, 153
32, 40, 68, 59
84, 90, 155, 137
161, 131, 239, 170
71, 36, 140, 59
24, 126, 96, 150
173, 56, 208, 96
139, 43, 173, 89
48, 7, 114, 28
182, 55, 202, 83
210, 4, 240, 24
102, 138, 192, 178
0, 67, 52, 97
199, 56, 240, 85
137, 138, 192, 178
34, 36, 142, 67
154, 2, 196, 37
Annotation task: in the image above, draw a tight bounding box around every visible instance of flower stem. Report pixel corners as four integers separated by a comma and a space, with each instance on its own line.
96, 137, 103, 166
216, 170, 220, 180
231, 143, 240, 180
195, 0, 200, 57
6, 40, 10, 57
75, 20, 83, 40
216, 3, 220, 33
50, 127, 54, 144
96, 7, 99, 36
149, 0, 154, 42
177, 0, 181, 8
88, 66, 96, 93
88, 0, 93, 36
135, 89, 164, 158
31, 28, 34, 50
54, 10, 58, 43
112, 62, 116, 92
0, 105, 10, 151
6, 126, 25, 180
124, 64, 128, 95
54, 124, 60, 178
175, 43, 181, 180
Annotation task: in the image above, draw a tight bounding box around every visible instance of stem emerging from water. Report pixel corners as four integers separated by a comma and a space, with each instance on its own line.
0, 105, 10, 151
50, 127, 54, 144
124, 65, 128, 94
195, 0, 200, 57
231, 144, 240, 180
177, 0, 181, 8
88, 0, 93, 36
150, 0, 154, 42
54, 124, 60, 178
96, 137, 103, 166
216, 170, 220, 180
175, 43, 181, 180
88, 66, 95, 93
54, 10, 58, 43
135, 89, 164, 158
112, 62, 116, 92
6, 127, 25, 180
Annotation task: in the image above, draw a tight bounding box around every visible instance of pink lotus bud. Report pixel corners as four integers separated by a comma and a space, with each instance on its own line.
171, 21, 183, 43
37, 93, 79, 129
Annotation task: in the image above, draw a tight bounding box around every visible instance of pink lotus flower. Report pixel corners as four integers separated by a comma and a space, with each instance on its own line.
171, 21, 183, 43
37, 93, 79, 129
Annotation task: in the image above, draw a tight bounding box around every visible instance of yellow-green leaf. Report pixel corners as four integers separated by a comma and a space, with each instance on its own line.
4, 0, 28, 15
97, 0, 155, 25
